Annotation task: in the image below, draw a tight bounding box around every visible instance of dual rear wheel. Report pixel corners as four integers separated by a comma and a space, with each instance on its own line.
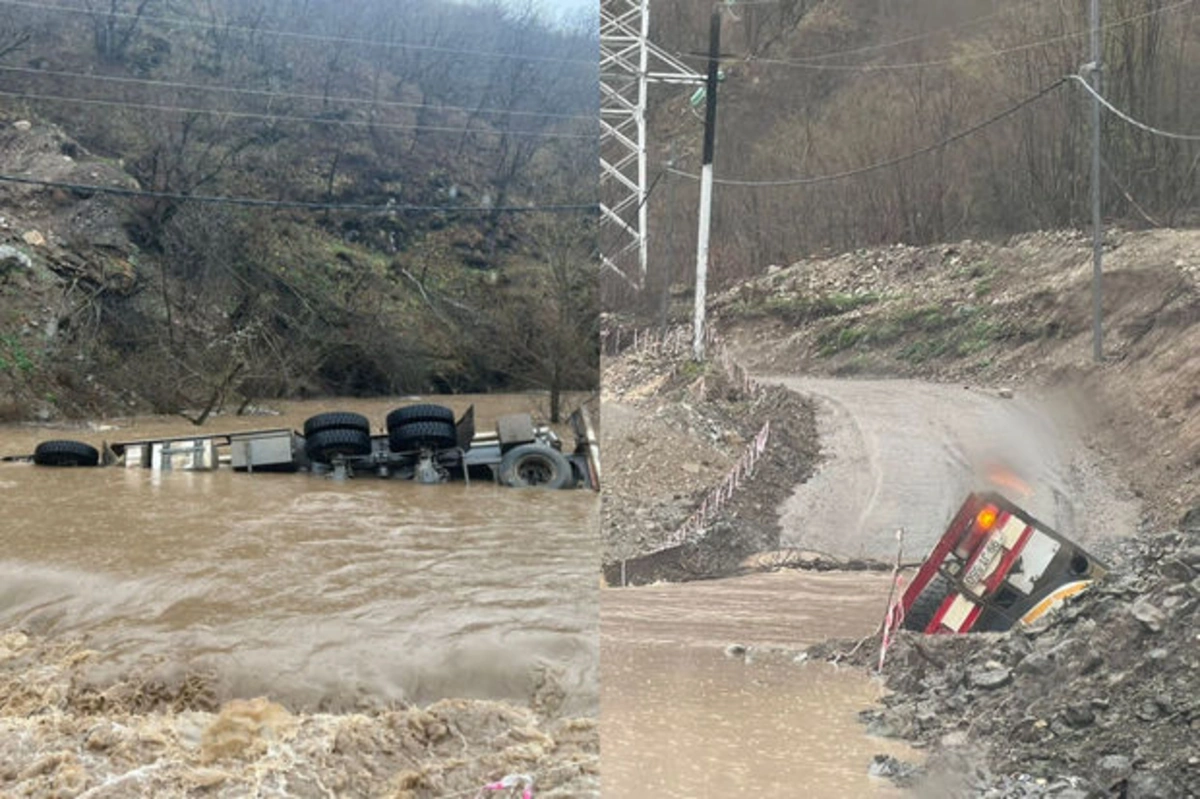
302, 412, 372, 463
33, 440, 100, 467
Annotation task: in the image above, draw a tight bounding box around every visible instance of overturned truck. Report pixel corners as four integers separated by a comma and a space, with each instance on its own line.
900, 492, 1107, 633
20, 404, 600, 490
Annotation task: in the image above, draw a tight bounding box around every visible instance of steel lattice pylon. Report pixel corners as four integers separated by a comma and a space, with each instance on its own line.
600, 0, 701, 288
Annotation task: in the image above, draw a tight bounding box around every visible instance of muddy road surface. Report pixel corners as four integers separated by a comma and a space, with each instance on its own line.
758, 377, 1142, 559
601, 571, 918, 798
0, 396, 599, 797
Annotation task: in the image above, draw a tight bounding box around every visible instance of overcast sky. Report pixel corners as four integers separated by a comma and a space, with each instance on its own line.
469, 0, 598, 29
539, 0, 597, 26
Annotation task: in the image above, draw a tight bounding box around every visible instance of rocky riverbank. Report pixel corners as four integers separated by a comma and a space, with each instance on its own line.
0, 629, 598, 798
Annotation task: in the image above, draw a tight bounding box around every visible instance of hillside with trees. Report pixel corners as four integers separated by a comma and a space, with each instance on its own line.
608, 0, 1200, 312
0, 0, 598, 421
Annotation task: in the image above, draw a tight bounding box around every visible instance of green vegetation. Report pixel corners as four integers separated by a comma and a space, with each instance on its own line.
729, 291, 880, 324
677, 358, 711, 381
0, 335, 35, 375
814, 299, 1055, 363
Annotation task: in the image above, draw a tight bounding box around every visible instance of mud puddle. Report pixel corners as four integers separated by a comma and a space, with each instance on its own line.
601, 570, 919, 797
0, 396, 598, 714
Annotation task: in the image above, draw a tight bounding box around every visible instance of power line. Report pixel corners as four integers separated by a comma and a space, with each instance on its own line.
734, 0, 1054, 63
1068, 74, 1200, 141
0, 64, 597, 123
0, 0, 597, 67
667, 78, 1068, 187
0, 173, 598, 213
0, 89, 595, 139
684, 0, 1194, 72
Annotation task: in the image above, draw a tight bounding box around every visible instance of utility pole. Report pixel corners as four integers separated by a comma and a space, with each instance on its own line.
1089, 0, 1103, 362
692, 8, 721, 362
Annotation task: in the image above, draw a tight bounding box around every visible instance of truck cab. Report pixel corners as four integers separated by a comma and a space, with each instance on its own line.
900, 492, 1107, 633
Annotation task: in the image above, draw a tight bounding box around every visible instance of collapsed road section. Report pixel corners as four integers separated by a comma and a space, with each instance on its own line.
6, 404, 601, 489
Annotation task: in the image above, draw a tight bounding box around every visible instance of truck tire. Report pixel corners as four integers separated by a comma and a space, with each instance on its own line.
902, 573, 953, 632
389, 420, 457, 452
33, 439, 100, 467
303, 411, 370, 438
498, 444, 573, 489
386, 404, 454, 429
305, 427, 372, 463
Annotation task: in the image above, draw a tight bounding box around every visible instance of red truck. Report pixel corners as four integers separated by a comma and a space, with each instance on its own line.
900, 492, 1108, 633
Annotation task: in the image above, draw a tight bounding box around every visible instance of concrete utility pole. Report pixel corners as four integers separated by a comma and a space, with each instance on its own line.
1089, 0, 1104, 362
692, 9, 721, 362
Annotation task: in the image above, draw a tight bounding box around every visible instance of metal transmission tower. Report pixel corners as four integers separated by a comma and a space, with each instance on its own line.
600, 0, 701, 288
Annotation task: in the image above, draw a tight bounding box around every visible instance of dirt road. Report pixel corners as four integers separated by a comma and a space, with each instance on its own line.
758, 376, 1142, 559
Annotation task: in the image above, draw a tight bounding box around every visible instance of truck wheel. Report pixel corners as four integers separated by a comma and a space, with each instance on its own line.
498, 444, 573, 489
386, 404, 454, 429
902, 573, 953, 632
389, 420, 457, 452
33, 439, 100, 467
305, 427, 372, 463
303, 411, 370, 438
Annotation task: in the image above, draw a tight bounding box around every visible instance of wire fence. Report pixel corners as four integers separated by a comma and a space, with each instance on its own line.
657, 419, 771, 551
603, 321, 774, 559
600, 323, 696, 358
600, 322, 760, 399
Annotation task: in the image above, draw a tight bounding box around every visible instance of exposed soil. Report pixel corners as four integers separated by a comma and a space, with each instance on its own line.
600, 338, 820, 583
0, 629, 598, 798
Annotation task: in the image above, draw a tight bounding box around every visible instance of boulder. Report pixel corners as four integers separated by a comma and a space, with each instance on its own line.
967, 665, 1012, 690
0, 245, 32, 273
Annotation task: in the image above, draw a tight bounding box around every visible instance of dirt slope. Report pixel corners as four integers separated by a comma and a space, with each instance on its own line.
600, 339, 820, 581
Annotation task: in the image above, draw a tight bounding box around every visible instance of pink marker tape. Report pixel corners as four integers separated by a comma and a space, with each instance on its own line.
481, 774, 534, 798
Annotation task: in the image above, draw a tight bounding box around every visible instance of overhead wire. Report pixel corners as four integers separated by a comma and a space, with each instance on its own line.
0, 173, 599, 213
666, 78, 1069, 187
0, 64, 597, 123
0, 0, 597, 66
679, 0, 1194, 71
721, 0, 1055, 63
0, 6, 597, 217
1100, 154, 1164, 228
0, 89, 595, 139
1067, 74, 1200, 141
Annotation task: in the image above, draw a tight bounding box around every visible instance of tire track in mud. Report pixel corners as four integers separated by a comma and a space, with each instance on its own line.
758, 376, 1142, 560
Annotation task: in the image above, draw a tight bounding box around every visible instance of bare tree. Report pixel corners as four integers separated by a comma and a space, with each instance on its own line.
82, 0, 161, 63
0, 22, 31, 61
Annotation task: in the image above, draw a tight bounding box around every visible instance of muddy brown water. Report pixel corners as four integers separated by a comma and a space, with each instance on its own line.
0, 396, 598, 714
602, 570, 919, 797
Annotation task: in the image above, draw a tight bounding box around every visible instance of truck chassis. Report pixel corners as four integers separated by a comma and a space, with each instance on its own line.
12, 404, 600, 490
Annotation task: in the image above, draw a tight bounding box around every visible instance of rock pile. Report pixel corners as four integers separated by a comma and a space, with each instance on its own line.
858, 513, 1199, 797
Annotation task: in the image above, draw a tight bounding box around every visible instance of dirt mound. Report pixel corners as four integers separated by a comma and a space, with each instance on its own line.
601, 336, 820, 582
0, 629, 598, 798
